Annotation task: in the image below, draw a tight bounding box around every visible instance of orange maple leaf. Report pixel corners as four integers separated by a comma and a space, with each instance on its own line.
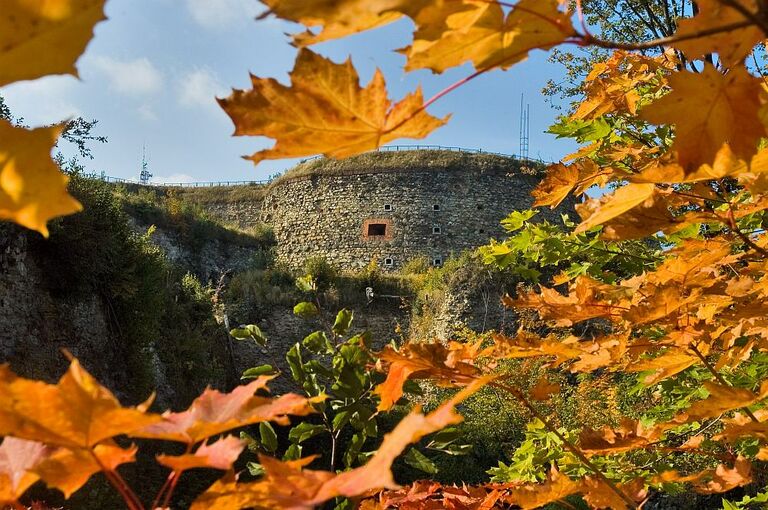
0, 359, 160, 449
157, 435, 245, 472
626, 349, 698, 385
402, 0, 577, 73
218, 49, 448, 165
33, 440, 136, 498
0, 0, 107, 86
0, 437, 51, 505
133, 375, 316, 444
673, 0, 762, 66
0, 121, 83, 237
578, 419, 670, 455
672, 381, 768, 425
258, 0, 468, 47
374, 341, 490, 411
190, 379, 490, 510
505, 277, 630, 326
502, 466, 580, 509
532, 160, 611, 209
640, 65, 765, 169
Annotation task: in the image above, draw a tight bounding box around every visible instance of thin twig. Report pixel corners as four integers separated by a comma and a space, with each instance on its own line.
689, 343, 760, 423
720, 0, 768, 34
575, 20, 753, 51
490, 381, 639, 509
89, 449, 144, 510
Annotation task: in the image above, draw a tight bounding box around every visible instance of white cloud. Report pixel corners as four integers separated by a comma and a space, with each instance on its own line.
178, 68, 226, 111
137, 104, 158, 121
89, 56, 163, 96
185, 0, 261, 29
1, 76, 82, 126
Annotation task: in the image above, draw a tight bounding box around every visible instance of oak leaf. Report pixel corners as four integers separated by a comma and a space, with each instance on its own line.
133, 375, 316, 444
218, 49, 447, 165
0, 120, 82, 237
640, 65, 765, 169
0, 359, 160, 449
157, 435, 246, 472
402, 0, 577, 73
0, 437, 51, 504
0, 0, 107, 86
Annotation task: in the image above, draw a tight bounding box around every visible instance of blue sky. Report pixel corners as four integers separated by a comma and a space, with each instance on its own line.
2, 0, 579, 183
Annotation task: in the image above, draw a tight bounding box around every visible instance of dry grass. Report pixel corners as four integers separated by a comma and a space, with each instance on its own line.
172, 184, 267, 204
269, 150, 545, 188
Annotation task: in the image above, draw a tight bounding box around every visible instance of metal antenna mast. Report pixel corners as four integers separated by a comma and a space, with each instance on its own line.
139, 145, 153, 185
519, 95, 530, 161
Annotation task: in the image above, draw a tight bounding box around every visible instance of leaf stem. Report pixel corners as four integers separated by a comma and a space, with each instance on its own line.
89, 449, 144, 510
490, 381, 638, 509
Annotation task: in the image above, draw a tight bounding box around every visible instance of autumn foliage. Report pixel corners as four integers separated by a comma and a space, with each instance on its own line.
5, 0, 768, 508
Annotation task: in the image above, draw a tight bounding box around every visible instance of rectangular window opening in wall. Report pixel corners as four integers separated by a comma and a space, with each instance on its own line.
432, 257, 443, 267
384, 257, 394, 266
367, 223, 387, 236
432, 226, 441, 234
384, 204, 392, 211
433, 204, 441, 211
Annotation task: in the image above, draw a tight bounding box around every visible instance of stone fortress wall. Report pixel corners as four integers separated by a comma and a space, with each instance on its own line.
259, 149, 574, 271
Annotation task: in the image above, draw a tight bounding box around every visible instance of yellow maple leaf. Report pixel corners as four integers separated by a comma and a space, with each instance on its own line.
640, 65, 765, 169
0, 120, 82, 237
402, 0, 577, 73
673, 0, 762, 66
218, 49, 448, 165
33, 441, 136, 498
258, 0, 465, 47
0, 0, 107, 86
532, 160, 610, 208
0, 359, 161, 449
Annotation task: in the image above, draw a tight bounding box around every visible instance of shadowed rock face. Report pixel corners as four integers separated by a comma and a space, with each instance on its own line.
262, 150, 573, 272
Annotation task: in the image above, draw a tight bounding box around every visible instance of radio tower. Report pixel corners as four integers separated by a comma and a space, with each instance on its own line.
139, 145, 153, 185
519, 95, 530, 161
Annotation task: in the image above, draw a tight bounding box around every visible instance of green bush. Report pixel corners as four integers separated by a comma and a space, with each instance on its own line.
302, 256, 338, 291
116, 186, 274, 252
31, 175, 229, 402
401, 256, 431, 275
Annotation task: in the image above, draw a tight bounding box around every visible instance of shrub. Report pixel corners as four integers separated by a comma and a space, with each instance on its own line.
302, 256, 338, 291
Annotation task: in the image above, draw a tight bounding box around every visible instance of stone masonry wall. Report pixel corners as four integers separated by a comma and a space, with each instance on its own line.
196, 201, 264, 230
264, 164, 574, 271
